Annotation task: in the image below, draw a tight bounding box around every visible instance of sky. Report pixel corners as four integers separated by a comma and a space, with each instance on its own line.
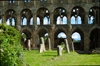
4, 16, 93, 41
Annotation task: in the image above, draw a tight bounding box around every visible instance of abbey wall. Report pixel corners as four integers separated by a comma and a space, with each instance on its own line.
0, 0, 100, 53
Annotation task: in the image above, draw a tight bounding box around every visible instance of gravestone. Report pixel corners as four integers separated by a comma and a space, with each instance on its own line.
39, 44, 44, 53
41, 37, 46, 51
28, 39, 31, 51
65, 39, 70, 54
57, 45, 63, 56
48, 38, 51, 50
72, 41, 75, 52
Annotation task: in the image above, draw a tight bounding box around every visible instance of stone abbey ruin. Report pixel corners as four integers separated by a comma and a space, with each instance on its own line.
0, 0, 100, 53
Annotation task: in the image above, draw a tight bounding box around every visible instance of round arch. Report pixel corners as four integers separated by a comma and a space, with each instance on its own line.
71, 27, 84, 51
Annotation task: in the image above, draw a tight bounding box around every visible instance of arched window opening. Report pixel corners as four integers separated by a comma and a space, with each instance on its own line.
71, 7, 85, 24
58, 32, 67, 38
54, 30, 67, 48
89, 7, 99, 24
21, 30, 31, 50
89, 29, 100, 50
12, 18, 15, 26
37, 30, 49, 49
71, 16, 75, 24
7, 19, 10, 25
6, 17, 15, 26
63, 16, 67, 24
28, 0, 30, 2
37, 17, 40, 25
43, 17, 50, 25
71, 32, 82, 51
8, 0, 15, 4
0, 19, 2, 24
77, 16, 82, 24
54, 8, 67, 25
30, 17, 33, 25
72, 32, 81, 42
23, 18, 27, 25
88, 16, 94, 24
24, 0, 27, 2
71, 31, 84, 51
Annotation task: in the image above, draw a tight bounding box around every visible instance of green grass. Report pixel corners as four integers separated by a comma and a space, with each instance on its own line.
24, 50, 100, 66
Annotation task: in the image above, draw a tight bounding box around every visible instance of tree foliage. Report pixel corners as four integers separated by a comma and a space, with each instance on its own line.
0, 24, 25, 66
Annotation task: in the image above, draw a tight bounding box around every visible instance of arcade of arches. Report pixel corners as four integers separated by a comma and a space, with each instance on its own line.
0, 0, 100, 53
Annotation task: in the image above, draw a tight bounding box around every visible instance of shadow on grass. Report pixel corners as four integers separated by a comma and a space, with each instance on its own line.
42, 55, 57, 57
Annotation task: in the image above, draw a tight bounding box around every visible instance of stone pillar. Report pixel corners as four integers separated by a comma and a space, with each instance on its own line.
93, 9, 97, 24
28, 39, 31, 51
98, 9, 99, 24
84, 33, 90, 53
48, 38, 51, 50
50, 26, 55, 49
16, 13, 21, 32
2, 14, 6, 23
72, 40, 75, 52
85, 12, 89, 24
50, 12, 54, 24
65, 39, 70, 54
33, 13, 37, 25
27, 18, 30, 25
67, 32, 72, 50
67, 12, 71, 25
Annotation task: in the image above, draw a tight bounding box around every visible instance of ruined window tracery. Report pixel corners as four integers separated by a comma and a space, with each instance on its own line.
8, 0, 15, 4
88, 7, 100, 24
71, 7, 85, 24
21, 9, 32, 25
5, 10, 15, 26
37, 8, 50, 25
54, 7, 67, 25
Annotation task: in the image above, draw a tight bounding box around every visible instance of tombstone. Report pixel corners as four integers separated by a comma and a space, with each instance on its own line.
65, 39, 70, 54
28, 39, 31, 51
41, 37, 46, 51
48, 38, 51, 50
39, 44, 44, 53
72, 41, 75, 52
57, 45, 63, 56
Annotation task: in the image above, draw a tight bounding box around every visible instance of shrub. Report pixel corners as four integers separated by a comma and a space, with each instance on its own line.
0, 24, 25, 66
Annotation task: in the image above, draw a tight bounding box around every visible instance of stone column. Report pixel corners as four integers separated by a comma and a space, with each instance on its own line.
84, 33, 90, 53
98, 9, 99, 24
67, 12, 71, 25
67, 32, 72, 50
2, 13, 6, 23
48, 38, 51, 50
33, 13, 37, 25
27, 18, 30, 25
85, 12, 89, 24
16, 13, 21, 32
72, 40, 75, 52
50, 12, 54, 24
94, 9, 97, 24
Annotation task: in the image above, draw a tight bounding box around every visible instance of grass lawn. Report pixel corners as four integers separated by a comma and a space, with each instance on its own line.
24, 50, 100, 66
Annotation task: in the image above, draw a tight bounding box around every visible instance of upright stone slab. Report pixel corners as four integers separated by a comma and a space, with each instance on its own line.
48, 38, 51, 50
65, 39, 70, 54
28, 39, 31, 51
39, 44, 44, 53
72, 41, 75, 52
57, 45, 63, 56
41, 37, 46, 51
